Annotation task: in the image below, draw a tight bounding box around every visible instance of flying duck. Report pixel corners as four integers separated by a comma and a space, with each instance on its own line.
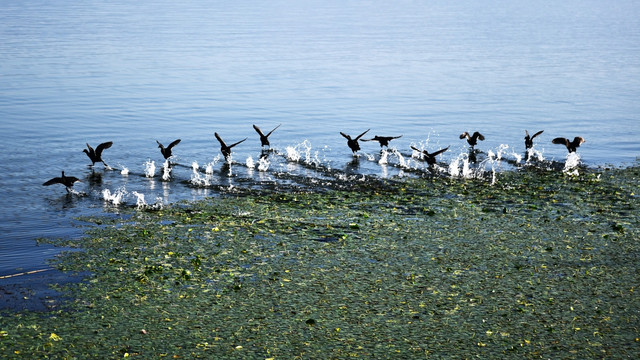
552, 136, 585, 153
157, 139, 181, 160
363, 135, 403, 148
340, 129, 370, 154
43, 171, 81, 193
215, 132, 247, 159
411, 146, 450, 165
83, 141, 113, 167
524, 130, 544, 149
459, 132, 485, 147
253, 124, 281, 148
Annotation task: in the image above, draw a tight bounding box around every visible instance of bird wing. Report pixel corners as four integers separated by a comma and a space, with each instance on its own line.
228, 138, 247, 149
252, 125, 265, 137
340, 132, 351, 140
391, 135, 403, 140
472, 132, 485, 141
95, 141, 113, 156
573, 136, 585, 146
43, 177, 62, 186
266, 124, 281, 137
531, 130, 544, 139
85, 143, 95, 153
459, 132, 469, 139
355, 129, 371, 140
552, 137, 569, 146
430, 146, 450, 157
214, 132, 227, 147
167, 139, 181, 150
410, 146, 425, 155
156, 140, 164, 148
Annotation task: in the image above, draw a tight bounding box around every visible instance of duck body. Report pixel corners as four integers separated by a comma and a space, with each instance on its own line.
340, 129, 370, 154
83, 141, 113, 167
253, 124, 281, 147
43, 171, 81, 192
157, 139, 181, 159
459, 132, 485, 147
411, 146, 449, 165
215, 132, 247, 159
363, 135, 402, 148
552, 136, 585, 153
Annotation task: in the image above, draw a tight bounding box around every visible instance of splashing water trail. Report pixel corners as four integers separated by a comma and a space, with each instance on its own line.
162, 160, 171, 181
285, 145, 301, 162
378, 150, 388, 165
103, 187, 127, 206
190, 161, 211, 186
144, 160, 156, 178
563, 152, 581, 175
246, 156, 255, 169
131, 191, 146, 209
258, 156, 270, 171
449, 153, 473, 178
120, 166, 129, 176
205, 162, 214, 175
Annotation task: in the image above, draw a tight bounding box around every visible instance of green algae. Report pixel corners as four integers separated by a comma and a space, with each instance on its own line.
1, 166, 639, 359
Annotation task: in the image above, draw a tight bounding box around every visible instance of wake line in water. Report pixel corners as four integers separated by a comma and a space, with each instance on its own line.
86, 140, 583, 209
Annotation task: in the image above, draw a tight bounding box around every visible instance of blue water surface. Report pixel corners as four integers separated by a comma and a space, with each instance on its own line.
1, 0, 639, 275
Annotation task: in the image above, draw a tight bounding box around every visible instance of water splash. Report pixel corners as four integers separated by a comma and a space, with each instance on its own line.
246, 156, 255, 169
144, 160, 156, 178
563, 152, 581, 175
285, 144, 302, 162
205, 162, 214, 175
102, 187, 127, 206
525, 148, 545, 164
449, 153, 473, 178
190, 161, 211, 186
162, 160, 171, 181
131, 191, 147, 209
378, 150, 388, 165
120, 166, 129, 176
257, 156, 270, 171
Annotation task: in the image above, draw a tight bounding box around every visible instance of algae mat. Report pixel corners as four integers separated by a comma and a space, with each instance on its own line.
1, 166, 639, 359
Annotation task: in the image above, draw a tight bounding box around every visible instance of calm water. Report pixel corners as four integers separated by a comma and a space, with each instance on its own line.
1, 0, 639, 276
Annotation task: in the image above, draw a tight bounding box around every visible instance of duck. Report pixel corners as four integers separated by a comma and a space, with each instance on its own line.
253, 124, 281, 148
552, 136, 585, 153
43, 171, 81, 193
83, 141, 113, 167
215, 132, 247, 160
524, 130, 544, 149
410, 146, 449, 165
340, 129, 370, 154
459, 132, 485, 147
156, 139, 181, 160
363, 135, 402, 148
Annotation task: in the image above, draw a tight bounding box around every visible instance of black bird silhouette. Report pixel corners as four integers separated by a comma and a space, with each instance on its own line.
83, 141, 113, 167
411, 146, 450, 165
157, 139, 181, 160
459, 132, 485, 147
253, 124, 281, 148
552, 136, 585, 153
43, 171, 81, 192
363, 135, 403, 148
215, 132, 247, 160
524, 130, 544, 149
340, 129, 370, 154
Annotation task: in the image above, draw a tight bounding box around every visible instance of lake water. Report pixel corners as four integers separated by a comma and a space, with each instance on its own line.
1, 0, 639, 276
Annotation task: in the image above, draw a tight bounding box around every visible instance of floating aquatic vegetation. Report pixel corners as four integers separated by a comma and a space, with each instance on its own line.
3, 165, 639, 359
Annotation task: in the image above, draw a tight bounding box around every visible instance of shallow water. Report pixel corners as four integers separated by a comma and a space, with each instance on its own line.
1, 0, 639, 275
